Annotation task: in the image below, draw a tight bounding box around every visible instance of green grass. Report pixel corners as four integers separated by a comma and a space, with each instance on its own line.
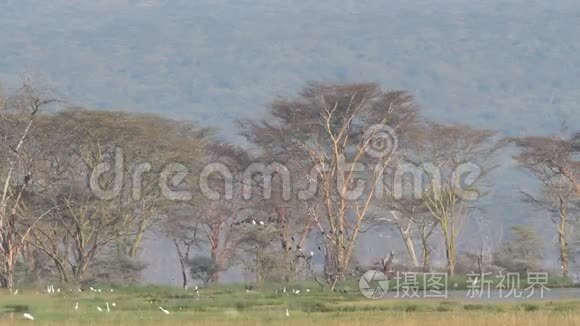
1, 284, 580, 325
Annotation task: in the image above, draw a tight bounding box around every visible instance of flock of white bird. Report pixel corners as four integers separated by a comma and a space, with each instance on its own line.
13, 284, 175, 321
14, 282, 303, 321
273, 287, 310, 296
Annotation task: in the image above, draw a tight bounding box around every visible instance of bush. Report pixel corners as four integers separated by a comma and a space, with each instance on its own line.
187, 256, 218, 285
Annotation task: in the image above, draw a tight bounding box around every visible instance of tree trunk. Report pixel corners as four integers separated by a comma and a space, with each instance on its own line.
558, 216, 569, 279
443, 231, 456, 276
398, 224, 419, 269
210, 247, 222, 283
3, 253, 15, 293
441, 218, 457, 276
173, 239, 188, 288
129, 219, 148, 258
420, 234, 431, 272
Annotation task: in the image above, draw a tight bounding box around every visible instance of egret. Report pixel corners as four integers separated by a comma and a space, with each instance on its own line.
285, 308, 290, 317
112, 303, 116, 307
106, 302, 110, 312
295, 290, 301, 295
74, 302, 79, 311
14, 289, 18, 295
259, 221, 265, 226
252, 220, 256, 225
306, 289, 310, 293
309, 251, 314, 257
97, 306, 103, 312
23, 313, 34, 320
159, 306, 170, 315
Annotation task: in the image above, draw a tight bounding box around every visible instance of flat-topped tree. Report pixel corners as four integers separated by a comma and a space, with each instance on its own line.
242, 82, 419, 289
513, 134, 580, 278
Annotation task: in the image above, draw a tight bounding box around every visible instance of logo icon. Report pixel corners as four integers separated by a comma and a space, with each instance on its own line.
363, 125, 398, 158
359, 270, 389, 299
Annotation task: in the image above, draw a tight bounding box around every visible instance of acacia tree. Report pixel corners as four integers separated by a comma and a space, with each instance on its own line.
167, 141, 260, 284
26, 110, 143, 282
372, 195, 435, 271
243, 82, 418, 288
240, 111, 320, 282
0, 82, 58, 291
164, 206, 202, 288
415, 123, 503, 276
27, 109, 206, 283
514, 135, 580, 278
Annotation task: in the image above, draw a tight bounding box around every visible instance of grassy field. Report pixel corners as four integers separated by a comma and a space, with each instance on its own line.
1, 283, 580, 325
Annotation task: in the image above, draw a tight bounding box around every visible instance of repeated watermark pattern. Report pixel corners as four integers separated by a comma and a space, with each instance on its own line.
88, 125, 484, 203
359, 270, 551, 300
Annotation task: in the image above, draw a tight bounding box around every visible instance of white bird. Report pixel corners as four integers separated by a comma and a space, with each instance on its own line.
98, 288, 102, 293
295, 290, 301, 295
252, 220, 256, 225
111, 303, 116, 307
259, 221, 265, 225
110, 289, 114, 292
90, 287, 95, 292
97, 306, 103, 312
57, 288, 61, 293
159, 306, 170, 315
74, 302, 79, 311
106, 302, 110, 312
23, 313, 34, 320
306, 289, 310, 293
14, 289, 18, 295
194, 285, 198, 291
285, 308, 290, 317
310, 251, 314, 257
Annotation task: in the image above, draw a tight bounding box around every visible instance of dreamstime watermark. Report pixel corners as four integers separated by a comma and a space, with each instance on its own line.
88, 125, 484, 203
358, 270, 551, 300
363, 124, 398, 158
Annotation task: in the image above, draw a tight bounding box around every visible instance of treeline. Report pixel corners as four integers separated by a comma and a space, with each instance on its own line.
0, 81, 578, 292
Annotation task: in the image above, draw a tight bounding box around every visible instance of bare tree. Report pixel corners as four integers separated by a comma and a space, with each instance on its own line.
0, 82, 58, 291
242, 82, 418, 288
25, 109, 206, 283
514, 135, 580, 278
415, 123, 503, 276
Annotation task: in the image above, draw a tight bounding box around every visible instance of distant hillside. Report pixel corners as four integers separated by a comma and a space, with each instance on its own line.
1, 0, 578, 137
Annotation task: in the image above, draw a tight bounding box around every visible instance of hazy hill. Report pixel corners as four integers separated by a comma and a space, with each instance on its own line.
1, 0, 579, 136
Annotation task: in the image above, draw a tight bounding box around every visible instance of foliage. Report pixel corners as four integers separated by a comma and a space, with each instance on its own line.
493, 225, 543, 273
187, 256, 218, 285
